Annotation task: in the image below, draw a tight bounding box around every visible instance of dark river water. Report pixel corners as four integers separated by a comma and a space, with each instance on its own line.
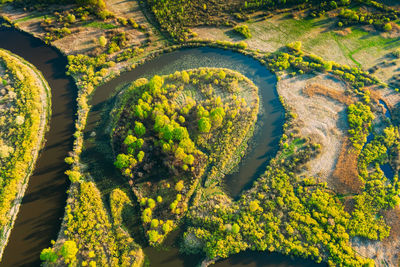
0, 27, 324, 267
0, 27, 75, 266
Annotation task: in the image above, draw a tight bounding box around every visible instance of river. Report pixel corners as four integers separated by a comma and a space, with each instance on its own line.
0, 27, 76, 266
0, 26, 325, 267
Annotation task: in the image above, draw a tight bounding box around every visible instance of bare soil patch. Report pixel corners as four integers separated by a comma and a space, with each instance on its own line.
277, 74, 348, 185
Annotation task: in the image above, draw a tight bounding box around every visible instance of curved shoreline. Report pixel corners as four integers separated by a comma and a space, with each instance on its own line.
0, 49, 51, 260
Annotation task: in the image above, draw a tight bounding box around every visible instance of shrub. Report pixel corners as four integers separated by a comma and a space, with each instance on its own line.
233, 25, 252, 39
98, 35, 107, 47
384, 23, 392, 32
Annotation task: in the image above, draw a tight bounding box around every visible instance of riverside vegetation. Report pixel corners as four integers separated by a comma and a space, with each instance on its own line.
1, 0, 400, 266
0, 48, 50, 251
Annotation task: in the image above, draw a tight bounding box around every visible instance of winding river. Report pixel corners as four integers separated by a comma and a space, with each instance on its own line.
0, 28, 324, 266
83, 47, 325, 266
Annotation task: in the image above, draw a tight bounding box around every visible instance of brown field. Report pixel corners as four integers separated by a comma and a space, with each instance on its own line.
331, 138, 364, 195
303, 83, 355, 106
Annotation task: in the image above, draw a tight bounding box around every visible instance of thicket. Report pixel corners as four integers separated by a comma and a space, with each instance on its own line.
233, 25, 252, 39
3, 0, 110, 19
347, 124, 400, 240
267, 42, 381, 91
185, 156, 374, 266
146, 0, 398, 41
110, 68, 259, 245
41, 182, 143, 266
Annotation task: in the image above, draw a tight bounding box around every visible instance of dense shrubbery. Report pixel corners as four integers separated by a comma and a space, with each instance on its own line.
267, 42, 381, 92
347, 102, 374, 150
185, 157, 373, 266
233, 25, 252, 39
348, 126, 400, 240
110, 68, 259, 245
146, 0, 398, 41
41, 182, 143, 266
3, 0, 111, 19
0, 49, 50, 238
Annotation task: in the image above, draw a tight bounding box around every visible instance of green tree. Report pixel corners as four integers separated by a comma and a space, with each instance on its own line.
99, 35, 107, 47
114, 154, 130, 169
198, 117, 211, 133
232, 223, 240, 234
175, 180, 184, 191
134, 121, 146, 136
40, 247, 58, 263
60, 240, 78, 261
384, 23, 392, 32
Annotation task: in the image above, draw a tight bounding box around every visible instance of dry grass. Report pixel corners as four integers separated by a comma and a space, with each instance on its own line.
303, 83, 355, 105
334, 27, 352, 37
383, 207, 400, 243
331, 138, 364, 195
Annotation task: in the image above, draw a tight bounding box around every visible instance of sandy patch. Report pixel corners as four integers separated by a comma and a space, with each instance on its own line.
277, 74, 349, 185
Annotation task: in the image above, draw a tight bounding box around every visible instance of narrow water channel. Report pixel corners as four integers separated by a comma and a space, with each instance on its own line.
83, 47, 324, 266
0, 27, 76, 266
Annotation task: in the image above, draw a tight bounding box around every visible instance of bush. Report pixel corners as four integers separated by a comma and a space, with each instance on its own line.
384, 23, 392, 32
233, 25, 252, 39
98, 35, 107, 47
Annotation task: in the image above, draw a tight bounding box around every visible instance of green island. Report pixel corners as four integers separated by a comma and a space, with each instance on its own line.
0, 48, 51, 254
111, 68, 259, 245
1, 0, 400, 266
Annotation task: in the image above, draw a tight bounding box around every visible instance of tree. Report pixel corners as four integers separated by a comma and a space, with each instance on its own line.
384, 23, 392, 32
287, 41, 302, 52
134, 121, 146, 136
148, 198, 156, 209
137, 151, 145, 162
115, 154, 130, 169
182, 71, 190, 84
249, 200, 260, 212
218, 70, 226, 80
198, 117, 211, 133
175, 180, 184, 191
232, 223, 240, 234
148, 75, 164, 95
40, 248, 58, 263
66, 13, 76, 23
124, 135, 137, 146
151, 219, 159, 228
99, 35, 107, 47
173, 126, 188, 141
183, 154, 195, 165
60, 240, 78, 261
65, 170, 81, 183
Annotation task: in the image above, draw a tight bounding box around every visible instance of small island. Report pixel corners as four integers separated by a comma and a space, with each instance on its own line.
111, 68, 259, 245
